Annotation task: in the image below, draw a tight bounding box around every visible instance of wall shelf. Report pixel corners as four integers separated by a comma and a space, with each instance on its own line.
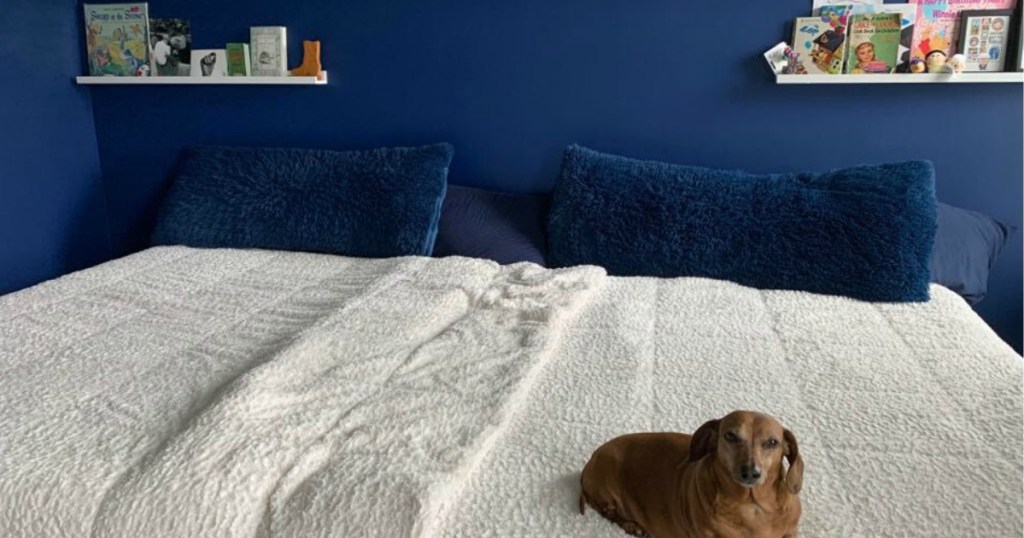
776, 72, 1024, 84
76, 71, 328, 85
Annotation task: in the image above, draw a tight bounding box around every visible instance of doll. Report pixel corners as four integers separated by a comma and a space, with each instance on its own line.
925, 50, 948, 73
948, 54, 967, 74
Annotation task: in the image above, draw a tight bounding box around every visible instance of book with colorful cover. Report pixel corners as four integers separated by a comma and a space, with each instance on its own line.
874, 5, 917, 72
845, 13, 901, 74
226, 43, 251, 76
83, 3, 150, 76
910, 0, 1018, 61
812, 0, 882, 16
792, 16, 848, 74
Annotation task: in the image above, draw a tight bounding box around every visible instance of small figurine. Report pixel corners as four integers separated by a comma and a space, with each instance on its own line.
290, 40, 323, 79
925, 50, 948, 73
782, 47, 807, 75
948, 53, 967, 75
909, 57, 927, 73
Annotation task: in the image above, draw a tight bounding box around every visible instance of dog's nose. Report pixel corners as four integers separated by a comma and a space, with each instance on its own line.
740, 465, 761, 482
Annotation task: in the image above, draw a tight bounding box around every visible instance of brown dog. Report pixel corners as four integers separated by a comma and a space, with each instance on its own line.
579, 411, 803, 538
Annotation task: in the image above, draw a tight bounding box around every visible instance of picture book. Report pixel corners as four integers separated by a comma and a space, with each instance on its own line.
792, 17, 848, 74
876, 5, 916, 72
83, 3, 150, 76
812, 0, 881, 16
845, 13, 901, 74
957, 10, 1014, 71
149, 18, 190, 76
190, 49, 228, 77
226, 43, 251, 76
250, 26, 287, 76
822, 2, 914, 70
910, 0, 1018, 60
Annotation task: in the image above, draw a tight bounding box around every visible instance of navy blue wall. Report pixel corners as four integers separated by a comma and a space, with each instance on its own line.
81, 1, 1021, 350
0, 0, 111, 295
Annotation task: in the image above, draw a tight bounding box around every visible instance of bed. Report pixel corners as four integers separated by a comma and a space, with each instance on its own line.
2, 245, 1021, 537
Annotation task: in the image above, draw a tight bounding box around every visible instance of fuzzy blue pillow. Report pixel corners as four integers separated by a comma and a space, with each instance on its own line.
152, 143, 453, 257
548, 145, 938, 302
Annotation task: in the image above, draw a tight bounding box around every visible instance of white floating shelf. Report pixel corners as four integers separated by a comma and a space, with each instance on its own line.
76, 71, 328, 85
776, 72, 1024, 84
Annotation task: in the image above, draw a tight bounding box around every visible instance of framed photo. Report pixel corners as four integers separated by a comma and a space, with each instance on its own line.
190, 49, 228, 77
1016, 7, 1024, 71
957, 9, 1014, 72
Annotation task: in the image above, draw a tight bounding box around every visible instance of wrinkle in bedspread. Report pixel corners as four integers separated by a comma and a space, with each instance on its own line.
0, 247, 604, 538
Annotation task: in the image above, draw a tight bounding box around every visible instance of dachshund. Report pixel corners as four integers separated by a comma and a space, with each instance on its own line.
579, 411, 803, 538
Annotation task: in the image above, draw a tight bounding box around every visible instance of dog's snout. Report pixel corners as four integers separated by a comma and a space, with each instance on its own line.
739, 464, 761, 483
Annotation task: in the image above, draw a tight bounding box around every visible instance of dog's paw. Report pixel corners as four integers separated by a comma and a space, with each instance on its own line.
620, 521, 649, 537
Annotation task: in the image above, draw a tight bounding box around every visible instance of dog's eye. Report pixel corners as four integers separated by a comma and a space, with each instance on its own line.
763, 439, 779, 449
724, 432, 739, 443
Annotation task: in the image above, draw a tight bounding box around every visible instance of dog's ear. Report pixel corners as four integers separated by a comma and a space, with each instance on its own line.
782, 428, 803, 495
688, 419, 720, 462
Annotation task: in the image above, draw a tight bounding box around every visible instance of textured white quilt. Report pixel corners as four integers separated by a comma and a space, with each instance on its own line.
1, 247, 1020, 537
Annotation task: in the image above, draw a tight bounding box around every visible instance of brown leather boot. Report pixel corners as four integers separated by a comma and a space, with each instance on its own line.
290, 40, 322, 78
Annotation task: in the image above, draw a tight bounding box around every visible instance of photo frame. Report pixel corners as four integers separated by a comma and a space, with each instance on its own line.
1015, 7, 1024, 71
190, 49, 227, 77
957, 9, 1014, 72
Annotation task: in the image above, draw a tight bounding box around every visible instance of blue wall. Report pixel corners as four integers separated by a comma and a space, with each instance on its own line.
41, 1, 1024, 350
0, 0, 111, 295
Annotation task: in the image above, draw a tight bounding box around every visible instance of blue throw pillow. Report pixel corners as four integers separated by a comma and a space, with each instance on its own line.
548, 145, 938, 302
433, 185, 549, 266
932, 202, 1016, 304
152, 143, 453, 257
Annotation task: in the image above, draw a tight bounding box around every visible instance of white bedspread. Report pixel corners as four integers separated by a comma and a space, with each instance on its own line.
1, 247, 1020, 537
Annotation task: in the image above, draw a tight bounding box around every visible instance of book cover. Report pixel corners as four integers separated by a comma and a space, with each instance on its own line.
226, 43, 251, 76
875, 5, 917, 72
910, 0, 1018, 60
812, 0, 881, 16
819, 5, 853, 27
792, 17, 848, 74
190, 49, 228, 77
250, 26, 287, 76
149, 18, 190, 76
83, 3, 150, 76
845, 13, 901, 74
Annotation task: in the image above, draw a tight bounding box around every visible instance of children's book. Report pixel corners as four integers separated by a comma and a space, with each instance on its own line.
792, 16, 848, 74
845, 13, 901, 73
875, 5, 917, 72
812, 0, 881, 16
83, 3, 150, 76
250, 26, 287, 76
910, 0, 1018, 61
226, 43, 251, 76
149, 18, 191, 76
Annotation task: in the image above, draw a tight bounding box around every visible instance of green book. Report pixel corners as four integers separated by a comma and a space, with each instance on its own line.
844, 13, 901, 74
226, 43, 250, 76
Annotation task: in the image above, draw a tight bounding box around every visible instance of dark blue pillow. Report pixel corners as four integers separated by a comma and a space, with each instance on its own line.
433, 185, 548, 266
548, 145, 938, 302
152, 144, 453, 257
932, 202, 1016, 304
